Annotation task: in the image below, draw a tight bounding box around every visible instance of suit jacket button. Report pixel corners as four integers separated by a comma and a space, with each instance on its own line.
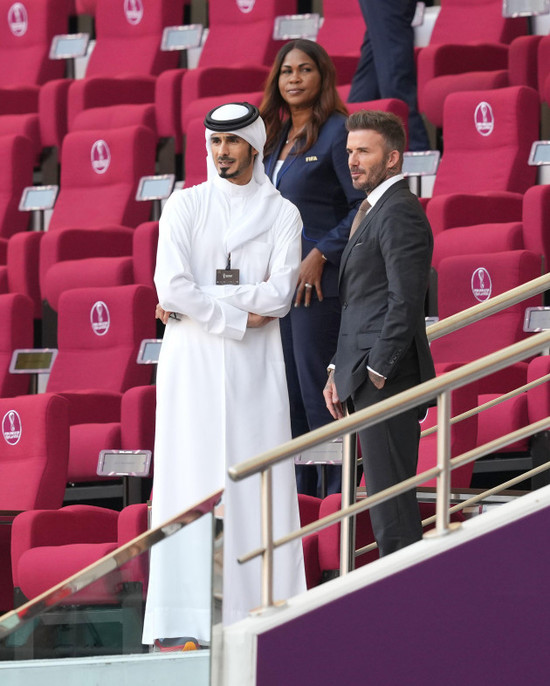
343, 301, 348, 309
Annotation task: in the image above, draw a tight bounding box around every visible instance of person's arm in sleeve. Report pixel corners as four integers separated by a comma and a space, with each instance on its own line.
313, 122, 364, 266
154, 192, 249, 340
207, 203, 303, 318
367, 202, 433, 379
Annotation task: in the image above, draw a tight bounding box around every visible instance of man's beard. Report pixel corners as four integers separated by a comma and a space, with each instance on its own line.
217, 148, 253, 180
352, 156, 391, 193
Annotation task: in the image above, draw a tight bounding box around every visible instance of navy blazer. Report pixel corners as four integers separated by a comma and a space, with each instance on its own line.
334, 179, 435, 402
264, 112, 364, 298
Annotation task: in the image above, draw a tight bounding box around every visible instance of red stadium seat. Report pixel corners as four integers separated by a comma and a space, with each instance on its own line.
424, 86, 539, 235
0, 0, 71, 112
4, 125, 157, 325
44, 284, 156, 485
432, 250, 542, 391
0, 0, 73, 163
417, 0, 527, 129
39, 0, 185, 149
433, 250, 543, 460
0, 134, 34, 240
0, 293, 34, 398
0, 392, 70, 611
156, 0, 295, 153
11, 501, 149, 656
432, 181, 550, 273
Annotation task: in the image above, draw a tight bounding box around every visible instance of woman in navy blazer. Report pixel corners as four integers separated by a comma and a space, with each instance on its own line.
261, 40, 364, 496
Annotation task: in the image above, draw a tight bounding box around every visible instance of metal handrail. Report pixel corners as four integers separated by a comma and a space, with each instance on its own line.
230, 270, 550, 611
426, 273, 550, 342
229, 332, 550, 483
420, 372, 550, 439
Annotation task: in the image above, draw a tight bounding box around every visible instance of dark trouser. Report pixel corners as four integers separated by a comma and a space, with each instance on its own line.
351, 356, 423, 556
280, 296, 342, 497
348, 0, 429, 152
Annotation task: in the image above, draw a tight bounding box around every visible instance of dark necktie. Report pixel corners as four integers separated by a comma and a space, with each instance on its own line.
349, 197, 371, 239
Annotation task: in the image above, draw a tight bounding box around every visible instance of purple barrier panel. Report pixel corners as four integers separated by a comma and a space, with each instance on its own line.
257, 505, 550, 685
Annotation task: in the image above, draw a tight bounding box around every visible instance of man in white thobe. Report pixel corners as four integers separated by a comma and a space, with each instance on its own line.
142, 103, 306, 649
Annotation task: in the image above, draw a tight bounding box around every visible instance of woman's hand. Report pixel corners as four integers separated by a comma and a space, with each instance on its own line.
294, 248, 326, 307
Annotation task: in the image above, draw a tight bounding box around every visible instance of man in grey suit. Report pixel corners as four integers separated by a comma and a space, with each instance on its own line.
323, 110, 435, 557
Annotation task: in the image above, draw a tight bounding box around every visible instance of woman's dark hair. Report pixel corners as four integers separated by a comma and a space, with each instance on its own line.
260, 39, 348, 156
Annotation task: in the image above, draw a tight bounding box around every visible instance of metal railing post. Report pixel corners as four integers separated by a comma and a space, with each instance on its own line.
435, 390, 451, 535
260, 467, 274, 608
340, 431, 357, 575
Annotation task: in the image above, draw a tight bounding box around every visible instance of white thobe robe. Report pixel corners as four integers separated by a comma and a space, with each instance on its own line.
142, 174, 306, 644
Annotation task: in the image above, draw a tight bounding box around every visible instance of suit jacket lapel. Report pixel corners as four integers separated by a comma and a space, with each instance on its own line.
338, 179, 409, 285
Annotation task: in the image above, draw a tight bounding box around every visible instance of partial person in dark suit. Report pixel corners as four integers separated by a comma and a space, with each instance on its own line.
261, 40, 364, 497
348, 0, 430, 151
323, 110, 435, 556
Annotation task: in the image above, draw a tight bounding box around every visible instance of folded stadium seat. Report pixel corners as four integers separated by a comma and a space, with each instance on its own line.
424, 86, 539, 236
432, 178, 550, 273
156, 0, 295, 155
417, 0, 527, 130
0, 392, 70, 611
44, 284, 156, 492
0, 293, 34, 398
0, 134, 34, 240
3, 124, 157, 339
11, 502, 149, 655
39, 0, 185, 153
67, 383, 156, 490
302, 0, 363, 86
432, 221, 525, 272
336, 88, 411, 149
0, 0, 73, 163
432, 250, 543, 465
0, 0, 72, 112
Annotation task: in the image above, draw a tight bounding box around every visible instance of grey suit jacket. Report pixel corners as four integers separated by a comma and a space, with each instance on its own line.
333, 178, 435, 402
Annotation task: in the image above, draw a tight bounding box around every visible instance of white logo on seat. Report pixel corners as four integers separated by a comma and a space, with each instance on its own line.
236, 0, 255, 13
91, 301, 110, 336
474, 101, 494, 137
471, 267, 492, 302
124, 0, 143, 25
8, 3, 28, 36
91, 139, 111, 174
2, 410, 22, 445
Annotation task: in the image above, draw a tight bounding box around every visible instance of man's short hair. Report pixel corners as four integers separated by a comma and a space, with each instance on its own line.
346, 110, 406, 159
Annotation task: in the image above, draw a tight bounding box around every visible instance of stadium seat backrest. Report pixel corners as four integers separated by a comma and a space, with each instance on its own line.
315, 0, 364, 58
199, 0, 295, 68
417, 381, 478, 489
433, 86, 539, 197
0, 393, 69, 510
86, 0, 184, 77
0, 0, 71, 87
0, 293, 33, 398
47, 284, 157, 393
432, 250, 543, 365
429, 0, 526, 46
0, 134, 33, 239
49, 124, 157, 231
